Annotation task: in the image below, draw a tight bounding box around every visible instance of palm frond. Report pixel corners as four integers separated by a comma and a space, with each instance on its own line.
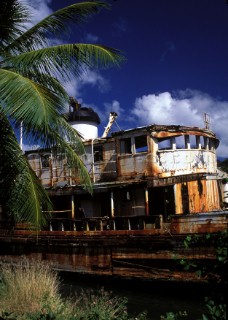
0, 0, 124, 227
50, 139, 93, 193
26, 117, 93, 192
0, 0, 30, 49
3, 43, 125, 82
0, 67, 91, 189
0, 111, 52, 228
0, 68, 88, 154
74, 43, 126, 69
7, 1, 109, 54
0, 68, 66, 132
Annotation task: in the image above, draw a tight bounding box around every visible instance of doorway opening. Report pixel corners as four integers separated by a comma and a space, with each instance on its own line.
148, 186, 175, 222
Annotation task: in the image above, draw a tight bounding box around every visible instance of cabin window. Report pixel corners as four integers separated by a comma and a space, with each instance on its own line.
209, 139, 215, 151
196, 136, 204, 149
94, 145, 103, 162
204, 137, 209, 149
120, 138, 132, 154
135, 135, 148, 153
189, 135, 197, 149
41, 154, 50, 168
200, 136, 205, 149
158, 138, 172, 150
184, 136, 190, 149
175, 136, 185, 149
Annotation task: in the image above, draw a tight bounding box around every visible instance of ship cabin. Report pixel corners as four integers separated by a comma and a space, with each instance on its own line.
25, 106, 226, 234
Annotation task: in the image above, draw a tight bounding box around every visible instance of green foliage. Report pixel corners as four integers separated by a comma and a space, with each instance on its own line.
168, 231, 227, 319
201, 298, 227, 320
0, 113, 52, 228
160, 311, 188, 320
217, 159, 228, 174
69, 288, 148, 320
177, 231, 227, 320
179, 231, 228, 283
0, 0, 125, 228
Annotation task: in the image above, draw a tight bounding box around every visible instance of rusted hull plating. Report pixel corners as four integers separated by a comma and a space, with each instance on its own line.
0, 232, 220, 282
0, 212, 227, 282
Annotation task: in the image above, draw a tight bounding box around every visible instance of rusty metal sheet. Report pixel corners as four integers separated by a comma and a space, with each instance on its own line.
151, 130, 217, 139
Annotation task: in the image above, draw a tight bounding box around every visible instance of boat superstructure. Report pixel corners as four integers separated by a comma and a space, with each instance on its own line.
0, 105, 227, 281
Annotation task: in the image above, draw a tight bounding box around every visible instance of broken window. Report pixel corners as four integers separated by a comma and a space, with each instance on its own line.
135, 135, 148, 153
204, 137, 209, 149
196, 136, 204, 149
199, 136, 205, 149
120, 138, 132, 154
41, 154, 50, 168
189, 135, 197, 149
175, 136, 185, 149
209, 139, 215, 151
94, 145, 103, 162
184, 135, 190, 149
158, 138, 171, 150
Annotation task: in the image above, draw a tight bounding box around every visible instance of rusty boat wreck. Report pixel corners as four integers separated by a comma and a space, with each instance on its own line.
0, 104, 227, 282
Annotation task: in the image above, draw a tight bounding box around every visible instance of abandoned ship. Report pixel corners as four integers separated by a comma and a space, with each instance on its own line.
0, 100, 227, 282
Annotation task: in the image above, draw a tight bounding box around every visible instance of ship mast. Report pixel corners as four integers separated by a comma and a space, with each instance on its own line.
102, 112, 118, 138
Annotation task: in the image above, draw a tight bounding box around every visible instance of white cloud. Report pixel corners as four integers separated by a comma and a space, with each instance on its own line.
22, 0, 53, 26
131, 90, 228, 158
104, 100, 124, 117
80, 70, 110, 92
64, 78, 81, 98
23, 144, 41, 151
63, 69, 110, 100
101, 100, 124, 127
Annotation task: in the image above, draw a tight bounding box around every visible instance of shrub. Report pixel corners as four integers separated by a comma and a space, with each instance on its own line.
71, 287, 148, 320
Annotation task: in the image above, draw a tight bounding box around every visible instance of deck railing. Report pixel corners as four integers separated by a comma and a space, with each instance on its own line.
45, 215, 163, 232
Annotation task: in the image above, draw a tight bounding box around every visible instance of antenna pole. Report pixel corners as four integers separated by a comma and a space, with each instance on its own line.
203, 113, 210, 129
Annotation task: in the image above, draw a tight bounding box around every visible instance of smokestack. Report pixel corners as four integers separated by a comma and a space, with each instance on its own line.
102, 112, 118, 138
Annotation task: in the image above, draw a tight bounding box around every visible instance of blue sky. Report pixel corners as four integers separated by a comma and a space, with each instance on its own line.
24, 0, 228, 158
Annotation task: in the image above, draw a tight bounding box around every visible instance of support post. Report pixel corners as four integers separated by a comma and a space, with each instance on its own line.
71, 195, 75, 219
111, 191, 114, 217
145, 188, 149, 215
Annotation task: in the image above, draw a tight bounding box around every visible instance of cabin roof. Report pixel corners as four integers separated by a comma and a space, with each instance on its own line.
111, 123, 218, 139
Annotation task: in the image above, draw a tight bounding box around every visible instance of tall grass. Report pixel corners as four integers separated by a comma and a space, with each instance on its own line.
0, 258, 62, 315
0, 258, 148, 319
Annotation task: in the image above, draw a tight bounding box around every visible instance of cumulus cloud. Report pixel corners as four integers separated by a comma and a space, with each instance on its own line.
22, 0, 53, 26
101, 100, 124, 131
64, 78, 81, 98
21, 0, 110, 98
80, 70, 110, 92
63, 69, 110, 100
104, 100, 124, 117
131, 90, 228, 157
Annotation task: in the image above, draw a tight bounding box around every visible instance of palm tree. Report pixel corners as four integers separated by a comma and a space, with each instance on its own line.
0, 0, 124, 228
